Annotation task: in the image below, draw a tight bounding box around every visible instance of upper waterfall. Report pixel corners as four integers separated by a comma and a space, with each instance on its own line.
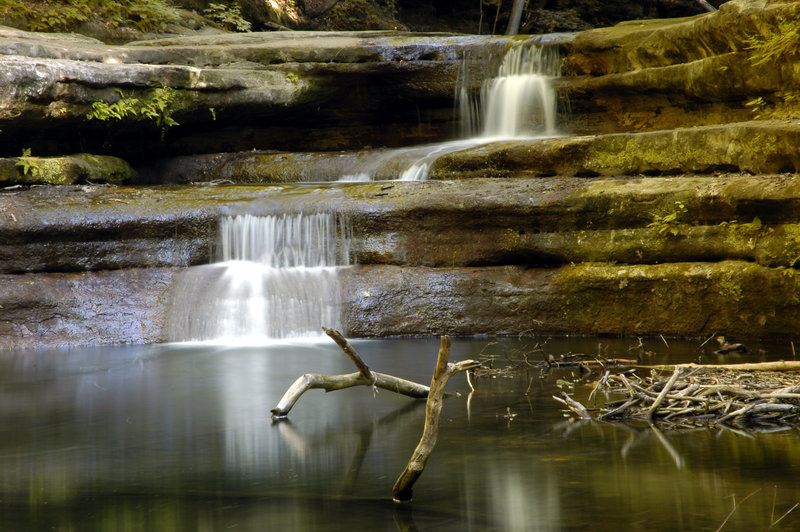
393, 38, 563, 181
458, 39, 563, 140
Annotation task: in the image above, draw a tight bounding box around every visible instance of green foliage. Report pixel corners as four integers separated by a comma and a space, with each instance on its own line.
324, 0, 400, 30
647, 201, 687, 237
203, 2, 251, 32
747, 19, 800, 67
15, 148, 41, 177
86, 87, 181, 140
744, 18, 800, 120
745, 96, 768, 120
1, 0, 178, 33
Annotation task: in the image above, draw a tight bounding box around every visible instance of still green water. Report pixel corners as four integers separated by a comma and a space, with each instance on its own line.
1, 337, 799, 531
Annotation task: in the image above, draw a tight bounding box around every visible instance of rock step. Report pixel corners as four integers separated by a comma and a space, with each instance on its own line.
3, 260, 798, 348
3, 176, 800, 274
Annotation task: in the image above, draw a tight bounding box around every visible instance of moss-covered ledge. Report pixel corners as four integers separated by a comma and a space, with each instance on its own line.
429, 121, 800, 179
0, 153, 134, 185
341, 260, 800, 339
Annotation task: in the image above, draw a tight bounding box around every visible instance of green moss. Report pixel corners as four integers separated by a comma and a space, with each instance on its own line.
2, 153, 133, 185
717, 270, 743, 303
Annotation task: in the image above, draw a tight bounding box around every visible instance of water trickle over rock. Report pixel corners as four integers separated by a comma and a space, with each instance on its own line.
166, 213, 352, 342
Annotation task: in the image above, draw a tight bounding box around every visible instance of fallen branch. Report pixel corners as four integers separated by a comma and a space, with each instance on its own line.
270, 328, 432, 418
640, 361, 800, 372
392, 336, 480, 503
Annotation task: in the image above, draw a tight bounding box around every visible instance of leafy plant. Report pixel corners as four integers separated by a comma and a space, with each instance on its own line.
1, 0, 178, 33
648, 201, 687, 237
747, 19, 800, 67
86, 87, 182, 140
15, 148, 41, 177
745, 96, 768, 120
744, 17, 800, 119
203, 2, 251, 32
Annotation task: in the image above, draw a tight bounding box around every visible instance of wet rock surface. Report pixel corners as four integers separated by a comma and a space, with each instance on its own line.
4, 175, 800, 346
3, 0, 800, 347
0, 268, 175, 349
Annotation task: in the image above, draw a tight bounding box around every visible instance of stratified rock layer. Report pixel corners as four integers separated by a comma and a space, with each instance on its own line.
3, 177, 800, 347
2, 0, 800, 348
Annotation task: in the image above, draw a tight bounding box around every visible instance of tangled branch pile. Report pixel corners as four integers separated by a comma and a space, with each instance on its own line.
560, 363, 800, 431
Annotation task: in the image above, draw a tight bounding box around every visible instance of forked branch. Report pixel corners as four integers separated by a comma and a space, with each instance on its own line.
270, 327, 432, 418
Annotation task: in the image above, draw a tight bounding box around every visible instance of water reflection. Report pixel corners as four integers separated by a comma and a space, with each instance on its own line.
1, 337, 800, 530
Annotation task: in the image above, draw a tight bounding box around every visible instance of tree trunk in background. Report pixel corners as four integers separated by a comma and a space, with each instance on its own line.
696, 0, 717, 11
506, 0, 525, 34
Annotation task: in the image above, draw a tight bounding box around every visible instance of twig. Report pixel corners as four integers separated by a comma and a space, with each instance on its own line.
647, 367, 683, 421
716, 489, 761, 532
553, 392, 591, 419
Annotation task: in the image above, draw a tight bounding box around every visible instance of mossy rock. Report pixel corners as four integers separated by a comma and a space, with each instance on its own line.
430, 121, 800, 179
0, 154, 134, 185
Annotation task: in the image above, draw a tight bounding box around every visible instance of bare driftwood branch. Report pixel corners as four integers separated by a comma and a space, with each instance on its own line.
647, 366, 683, 421
639, 361, 800, 372
270, 328, 431, 418
553, 392, 591, 419
323, 326, 374, 381
393, 336, 480, 503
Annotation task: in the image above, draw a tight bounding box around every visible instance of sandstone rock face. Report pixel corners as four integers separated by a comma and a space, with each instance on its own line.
3, 0, 800, 348
0, 268, 175, 349
4, 175, 800, 346
560, 0, 800, 134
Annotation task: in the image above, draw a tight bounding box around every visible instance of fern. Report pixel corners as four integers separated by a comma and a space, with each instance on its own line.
86, 87, 181, 140
15, 148, 41, 177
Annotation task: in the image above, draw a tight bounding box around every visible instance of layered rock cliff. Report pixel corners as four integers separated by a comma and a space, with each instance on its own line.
2, 0, 800, 347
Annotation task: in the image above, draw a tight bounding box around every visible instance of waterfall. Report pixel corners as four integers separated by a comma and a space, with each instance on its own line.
167, 213, 352, 343
459, 39, 562, 139
334, 38, 563, 182
396, 39, 562, 181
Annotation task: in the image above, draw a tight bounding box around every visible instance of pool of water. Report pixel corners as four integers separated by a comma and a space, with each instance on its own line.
2, 336, 800, 531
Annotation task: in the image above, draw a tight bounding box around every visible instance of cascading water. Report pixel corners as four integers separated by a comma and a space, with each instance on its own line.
469, 40, 562, 139
169, 38, 563, 343
167, 213, 352, 343
392, 38, 563, 182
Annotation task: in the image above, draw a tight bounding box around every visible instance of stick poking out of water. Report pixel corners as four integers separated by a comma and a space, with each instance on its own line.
392, 336, 480, 503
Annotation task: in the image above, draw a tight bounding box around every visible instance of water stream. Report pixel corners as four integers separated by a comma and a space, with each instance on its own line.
340, 38, 564, 182
165, 38, 567, 343
3, 337, 800, 531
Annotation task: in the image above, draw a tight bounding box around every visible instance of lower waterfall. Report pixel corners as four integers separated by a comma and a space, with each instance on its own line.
167, 213, 352, 343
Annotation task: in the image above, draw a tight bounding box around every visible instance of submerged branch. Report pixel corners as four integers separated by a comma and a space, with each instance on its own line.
270, 371, 431, 418
639, 361, 800, 372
